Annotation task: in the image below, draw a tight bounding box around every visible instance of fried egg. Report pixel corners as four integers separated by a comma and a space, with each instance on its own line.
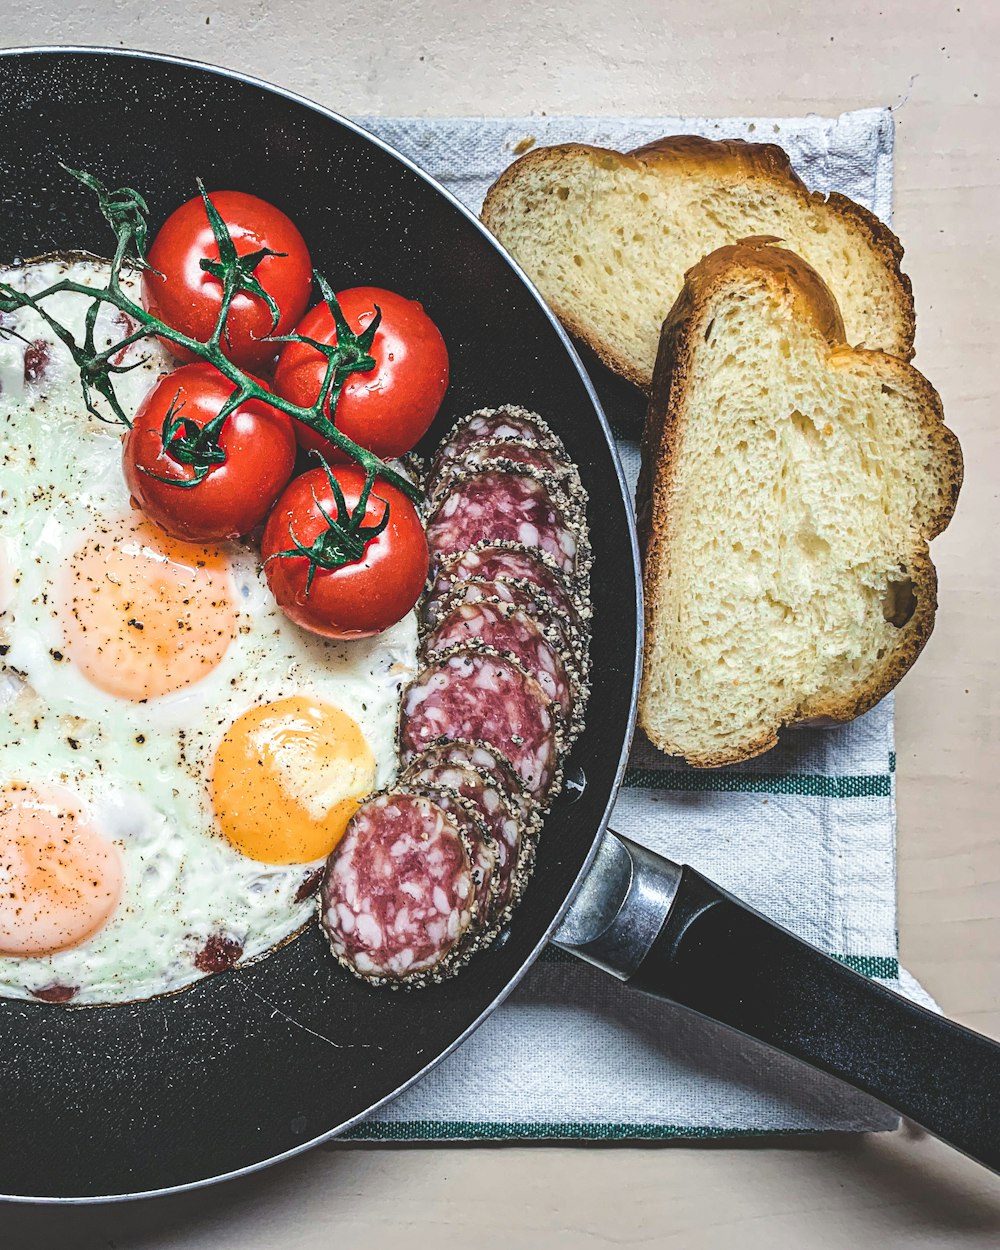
0, 256, 418, 1004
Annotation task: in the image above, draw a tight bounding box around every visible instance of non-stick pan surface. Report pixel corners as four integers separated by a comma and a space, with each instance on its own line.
0, 48, 640, 1200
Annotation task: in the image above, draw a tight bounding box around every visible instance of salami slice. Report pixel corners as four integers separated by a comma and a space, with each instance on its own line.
403, 738, 538, 834
399, 648, 561, 801
320, 792, 475, 984
423, 601, 585, 738
395, 782, 498, 930
426, 469, 590, 584
427, 440, 578, 511
401, 758, 524, 918
423, 576, 555, 631
426, 586, 589, 685
424, 583, 585, 675
504, 833, 537, 923
422, 541, 591, 634
430, 404, 566, 480
451, 437, 570, 474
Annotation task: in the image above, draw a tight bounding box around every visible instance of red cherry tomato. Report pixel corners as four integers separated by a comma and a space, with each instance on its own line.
261, 463, 428, 639
143, 191, 312, 372
272, 287, 449, 461
123, 363, 297, 543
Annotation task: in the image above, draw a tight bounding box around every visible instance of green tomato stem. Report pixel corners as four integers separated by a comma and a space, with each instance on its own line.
0, 170, 423, 505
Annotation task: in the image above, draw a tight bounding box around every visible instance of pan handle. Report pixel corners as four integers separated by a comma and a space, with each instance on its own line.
553, 829, 1000, 1173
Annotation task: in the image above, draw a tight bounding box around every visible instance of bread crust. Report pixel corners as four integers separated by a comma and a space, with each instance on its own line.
481, 137, 916, 387
636, 239, 962, 767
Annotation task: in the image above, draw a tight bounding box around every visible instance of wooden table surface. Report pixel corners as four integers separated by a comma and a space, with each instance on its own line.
2, 1, 998, 1244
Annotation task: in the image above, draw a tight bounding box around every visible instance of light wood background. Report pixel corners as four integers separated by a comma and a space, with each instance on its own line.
2, 0, 998, 1244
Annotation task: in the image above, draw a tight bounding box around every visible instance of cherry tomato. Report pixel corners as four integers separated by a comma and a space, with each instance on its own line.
262, 462, 428, 639
272, 287, 449, 461
123, 363, 297, 543
143, 191, 312, 372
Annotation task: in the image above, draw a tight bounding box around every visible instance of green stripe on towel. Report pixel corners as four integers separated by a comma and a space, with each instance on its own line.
834, 954, 899, 979
621, 769, 891, 798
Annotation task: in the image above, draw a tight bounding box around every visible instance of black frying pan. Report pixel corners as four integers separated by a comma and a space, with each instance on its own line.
0, 48, 997, 1204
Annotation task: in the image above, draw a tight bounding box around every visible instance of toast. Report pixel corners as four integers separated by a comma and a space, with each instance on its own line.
635, 240, 961, 766
482, 137, 915, 389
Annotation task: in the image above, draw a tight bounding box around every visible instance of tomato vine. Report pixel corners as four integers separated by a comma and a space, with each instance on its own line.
0, 166, 420, 504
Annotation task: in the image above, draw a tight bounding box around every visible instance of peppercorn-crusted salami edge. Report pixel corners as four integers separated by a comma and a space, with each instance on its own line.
441, 637, 573, 754
475, 541, 593, 619
422, 601, 589, 743
436, 434, 571, 476
426, 458, 590, 582
400, 757, 526, 920
402, 737, 542, 838
399, 646, 564, 805
398, 450, 428, 495
422, 540, 592, 631
429, 403, 568, 481
498, 828, 538, 928
393, 779, 500, 935
319, 791, 476, 987
475, 458, 589, 535
421, 576, 581, 650
430, 591, 590, 689
425, 467, 592, 588
426, 440, 581, 513
427, 586, 592, 696
427, 460, 589, 536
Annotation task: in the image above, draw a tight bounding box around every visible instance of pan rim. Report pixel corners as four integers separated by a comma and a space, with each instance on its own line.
0, 42, 643, 1205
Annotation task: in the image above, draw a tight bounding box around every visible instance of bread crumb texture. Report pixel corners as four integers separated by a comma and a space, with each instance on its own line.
636, 243, 961, 767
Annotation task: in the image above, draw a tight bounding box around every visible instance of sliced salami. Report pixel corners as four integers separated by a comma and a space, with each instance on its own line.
403, 738, 538, 834
401, 757, 524, 919
422, 541, 591, 633
423, 600, 585, 739
423, 576, 558, 632
395, 781, 498, 931
425, 468, 590, 584
430, 404, 566, 480
427, 440, 579, 511
425, 585, 588, 687
399, 648, 561, 801
427, 586, 589, 687
320, 792, 475, 984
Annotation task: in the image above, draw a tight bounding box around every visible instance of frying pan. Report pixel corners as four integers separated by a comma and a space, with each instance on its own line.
0, 47, 997, 1204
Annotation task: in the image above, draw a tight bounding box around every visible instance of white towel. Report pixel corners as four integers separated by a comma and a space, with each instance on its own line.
343, 109, 933, 1141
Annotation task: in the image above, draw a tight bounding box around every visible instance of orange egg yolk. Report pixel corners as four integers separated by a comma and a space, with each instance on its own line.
211, 697, 376, 865
60, 514, 237, 700
0, 783, 123, 957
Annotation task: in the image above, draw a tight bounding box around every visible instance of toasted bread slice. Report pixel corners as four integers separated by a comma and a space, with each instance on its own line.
482, 137, 915, 388
635, 240, 961, 766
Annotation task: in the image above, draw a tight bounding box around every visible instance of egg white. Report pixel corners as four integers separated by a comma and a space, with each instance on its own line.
0, 256, 418, 1004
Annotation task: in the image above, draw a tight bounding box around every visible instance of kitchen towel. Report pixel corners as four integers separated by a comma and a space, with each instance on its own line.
342, 108, 933, 1141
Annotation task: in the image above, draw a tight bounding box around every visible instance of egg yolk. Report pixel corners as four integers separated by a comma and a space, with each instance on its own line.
0, 783, 123, 957
60, 514, 237, 700
211, 697, 376, 865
